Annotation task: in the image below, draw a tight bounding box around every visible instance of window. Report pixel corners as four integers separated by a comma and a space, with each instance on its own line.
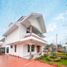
26, 27, 30, 33
14, 45, 17, 52
26, 30, 30, 33
10, 45, 13, 48
0, 47, 5, 54
31, 45, 35, 52
27, 45, 35, 52
27, 45, 30, 52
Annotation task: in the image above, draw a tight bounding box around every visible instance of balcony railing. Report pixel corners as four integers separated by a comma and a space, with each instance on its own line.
24, 33, 46, 42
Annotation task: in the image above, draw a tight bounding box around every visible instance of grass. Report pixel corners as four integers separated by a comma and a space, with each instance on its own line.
36, 56, 67, 67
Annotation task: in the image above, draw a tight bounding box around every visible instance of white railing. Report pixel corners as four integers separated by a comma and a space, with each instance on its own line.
24, 33, 46, 42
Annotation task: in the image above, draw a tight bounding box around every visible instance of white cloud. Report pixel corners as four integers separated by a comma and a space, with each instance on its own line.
53, 10, 67, 21
65, 10, 67, 14
45, 10, 67, 44
44, 34, 56, 44
47, 23, 57, 32
54, 13, 64, 21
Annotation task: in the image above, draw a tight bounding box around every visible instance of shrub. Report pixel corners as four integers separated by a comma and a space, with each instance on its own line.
47, 56, 61, 62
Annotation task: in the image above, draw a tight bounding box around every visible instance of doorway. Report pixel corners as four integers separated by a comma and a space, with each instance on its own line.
37, 46, 41, 53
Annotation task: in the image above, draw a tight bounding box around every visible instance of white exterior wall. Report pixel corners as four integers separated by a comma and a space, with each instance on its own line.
6, 45, 24, 57
6, 44, 44, 59
5, 42, 45, 59
4, 24, 26, 45
22, 45, 36, 59
22, 44, 45, 59
4, 28, 20, 45
18, 23, 26, 40
3, 23, 27, 56
9, 45, 15, 55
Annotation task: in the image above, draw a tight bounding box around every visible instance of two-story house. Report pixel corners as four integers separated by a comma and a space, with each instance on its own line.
2, 13, 46, 59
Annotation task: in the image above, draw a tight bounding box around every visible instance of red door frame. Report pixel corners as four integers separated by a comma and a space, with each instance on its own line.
37, 46, 40, 53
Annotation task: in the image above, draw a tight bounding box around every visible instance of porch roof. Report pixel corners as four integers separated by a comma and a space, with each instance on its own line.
9, 36, 47, 46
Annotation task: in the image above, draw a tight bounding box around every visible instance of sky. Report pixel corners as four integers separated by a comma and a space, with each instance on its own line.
0, 0, 67, 44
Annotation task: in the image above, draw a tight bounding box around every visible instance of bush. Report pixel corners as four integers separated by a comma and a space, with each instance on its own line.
47, 56, 61, 62
61, 55, 67, 59
56, 52, 67, 59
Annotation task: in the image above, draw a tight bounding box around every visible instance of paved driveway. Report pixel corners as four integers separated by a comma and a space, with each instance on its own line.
0, 55, 56, 67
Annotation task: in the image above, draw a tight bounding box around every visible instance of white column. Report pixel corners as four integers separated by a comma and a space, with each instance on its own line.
30, 25, 32, 36
29, 44, 32, 55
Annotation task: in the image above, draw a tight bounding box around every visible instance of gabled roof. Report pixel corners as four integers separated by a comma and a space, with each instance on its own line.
20, 13, 46, 33
0, 37, 5, 42
17, 16, 26, 22
3, 23, 18, 36
3, 13, 46, 36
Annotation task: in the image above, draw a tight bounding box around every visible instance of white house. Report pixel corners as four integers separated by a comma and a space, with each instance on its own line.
2, 13, 47, 59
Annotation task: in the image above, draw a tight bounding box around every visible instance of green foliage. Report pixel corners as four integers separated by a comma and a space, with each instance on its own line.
56, 52, 67, 59
47, 56, 61, 62
35, 52, 67, 67
50, 52, 56, 56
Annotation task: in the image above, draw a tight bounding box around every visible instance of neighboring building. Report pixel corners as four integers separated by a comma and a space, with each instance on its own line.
62, 44, 67, 52
0, 39, 5, 54
46, 44, 56, 52
0, 41, 3, 47
2, 13, 46, 59
57, 44, 62, 52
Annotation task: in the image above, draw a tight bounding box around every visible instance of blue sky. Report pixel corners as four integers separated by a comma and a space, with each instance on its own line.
0, 0, 67, 44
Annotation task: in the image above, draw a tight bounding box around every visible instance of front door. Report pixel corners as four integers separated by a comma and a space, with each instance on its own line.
37, 46, 40, 53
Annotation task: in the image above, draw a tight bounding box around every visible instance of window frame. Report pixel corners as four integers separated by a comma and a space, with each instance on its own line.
27, 45, 30, 52
31, 45, 35, 52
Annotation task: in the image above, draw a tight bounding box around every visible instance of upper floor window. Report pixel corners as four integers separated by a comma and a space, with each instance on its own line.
26, 27, 30, 33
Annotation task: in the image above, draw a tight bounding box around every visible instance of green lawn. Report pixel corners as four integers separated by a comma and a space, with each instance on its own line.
36, 56, 67, 67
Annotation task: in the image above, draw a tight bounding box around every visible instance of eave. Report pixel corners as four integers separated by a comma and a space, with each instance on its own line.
3, 24, 18, 37
8, 35, 47, 46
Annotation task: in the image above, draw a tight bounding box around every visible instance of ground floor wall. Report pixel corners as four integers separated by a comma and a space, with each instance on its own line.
3, 43, 45, 59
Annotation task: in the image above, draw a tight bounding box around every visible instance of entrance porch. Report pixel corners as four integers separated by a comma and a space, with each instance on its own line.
22, 44, 43, 59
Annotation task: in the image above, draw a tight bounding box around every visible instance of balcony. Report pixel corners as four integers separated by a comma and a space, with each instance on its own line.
24, 33, 46, 43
